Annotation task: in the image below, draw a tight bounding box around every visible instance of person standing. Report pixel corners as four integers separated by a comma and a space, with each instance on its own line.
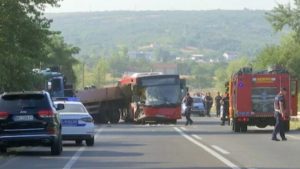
272, 87, 288, 141
215, 92, 222, 117
220, 92, 229, 125
204, 92, 213, 117
183, 92, 193, 126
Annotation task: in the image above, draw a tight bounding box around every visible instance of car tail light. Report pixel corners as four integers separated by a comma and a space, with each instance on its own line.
81, 117, 93, 123
0, 112, 9, 120
38, 110, 54, 118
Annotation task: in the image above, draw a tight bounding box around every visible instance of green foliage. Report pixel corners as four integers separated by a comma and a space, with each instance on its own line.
93, 57, 109, 87
255, 34, 300, 79
214, 58, 250, 92
259, 0, 300, 83
108, 47, 130, 77
0, 0, 81, 92
0, 0, 61, 91
190, 63, 215, 89
48, 10, 280, 63
214, 64, 228, 91
44, 35, 80, 83
226, 57, 251, 77
267, 0, 300, 42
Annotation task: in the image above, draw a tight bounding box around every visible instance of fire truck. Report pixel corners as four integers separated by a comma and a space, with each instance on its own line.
77, 72, 185, 124
227, 66, 298, 132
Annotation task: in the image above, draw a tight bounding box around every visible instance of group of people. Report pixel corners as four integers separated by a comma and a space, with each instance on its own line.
183, 91, 229, 126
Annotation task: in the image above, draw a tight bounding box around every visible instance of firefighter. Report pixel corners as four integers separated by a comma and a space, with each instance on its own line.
215, 92, 222, 117
204, 92, 213, 117
272, 87, 288, 141
183, 92, 193, 126
220, 92, 229, 125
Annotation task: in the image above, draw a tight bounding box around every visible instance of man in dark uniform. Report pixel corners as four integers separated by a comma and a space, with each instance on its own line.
204, 92, 213, 117
220, 92, 229, 125
272, 87, 288, 141
215, 92, 222, 117
183, 92, 193, 126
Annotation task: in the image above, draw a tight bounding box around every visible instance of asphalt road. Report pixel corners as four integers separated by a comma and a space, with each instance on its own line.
0, 116, 300, 169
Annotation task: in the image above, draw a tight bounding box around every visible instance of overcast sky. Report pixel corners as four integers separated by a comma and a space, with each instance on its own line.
46, 0, 291, 13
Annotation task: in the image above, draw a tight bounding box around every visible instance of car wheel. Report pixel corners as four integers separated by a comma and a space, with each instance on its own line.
75, 140, 83, 145
51, 135, 63, 155
0, 147, 7, 153
86, 137, 94, 146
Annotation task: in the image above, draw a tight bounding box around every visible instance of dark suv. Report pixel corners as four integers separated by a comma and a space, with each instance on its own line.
0, 91, 63, 155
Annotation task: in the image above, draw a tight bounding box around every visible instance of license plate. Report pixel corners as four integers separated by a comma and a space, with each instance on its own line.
62, 119, 78, 126
13, 115, 34, 121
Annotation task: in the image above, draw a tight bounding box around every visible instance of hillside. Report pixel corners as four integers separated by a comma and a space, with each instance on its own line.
46, 10, 281, 61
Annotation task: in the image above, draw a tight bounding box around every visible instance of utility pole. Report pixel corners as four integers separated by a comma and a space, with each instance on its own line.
82, 63, 85, 89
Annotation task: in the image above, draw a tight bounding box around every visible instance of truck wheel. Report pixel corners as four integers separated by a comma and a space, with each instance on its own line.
284, 121, 290, 132
241, 124, 248, 133
123, 107, 134, 123
95, 113, 108, 124
233, 120, 240, 132
110, 109, 120, 124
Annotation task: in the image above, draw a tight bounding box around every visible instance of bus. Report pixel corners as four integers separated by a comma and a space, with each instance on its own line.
119, 72, 182, 123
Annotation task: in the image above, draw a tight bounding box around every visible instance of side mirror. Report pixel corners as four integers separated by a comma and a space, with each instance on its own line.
47, 81, 52, 90
56, 103, 65, 111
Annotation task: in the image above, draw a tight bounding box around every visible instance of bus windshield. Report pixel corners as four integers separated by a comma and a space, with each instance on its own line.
143, 85, 181, 106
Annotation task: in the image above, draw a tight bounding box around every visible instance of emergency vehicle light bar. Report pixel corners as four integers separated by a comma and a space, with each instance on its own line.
53, 97, 80, 102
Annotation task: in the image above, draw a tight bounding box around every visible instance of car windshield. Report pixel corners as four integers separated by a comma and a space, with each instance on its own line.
57, 103, 87, 113
193, 97, 203, 103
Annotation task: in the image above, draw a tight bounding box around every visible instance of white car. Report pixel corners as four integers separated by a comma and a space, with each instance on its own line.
54, 100, 95, 146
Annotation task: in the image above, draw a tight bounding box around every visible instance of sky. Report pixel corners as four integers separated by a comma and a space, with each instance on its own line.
46, 0, 291, 13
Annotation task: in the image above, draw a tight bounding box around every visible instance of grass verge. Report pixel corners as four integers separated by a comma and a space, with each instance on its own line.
290, 120, 300, 130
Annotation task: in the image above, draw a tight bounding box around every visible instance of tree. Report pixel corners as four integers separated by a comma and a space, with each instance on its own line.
214, 58, 250, 92
108, 47, 129, 77
255, 34, 300, 79
45, 35, 80, 84
0, 0, 61, 91
267, 0, 300, 42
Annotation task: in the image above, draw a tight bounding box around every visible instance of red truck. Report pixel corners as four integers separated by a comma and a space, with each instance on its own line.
227, 66, 298, 132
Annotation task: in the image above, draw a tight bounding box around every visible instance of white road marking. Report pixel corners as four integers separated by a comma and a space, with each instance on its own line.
191, 134, 203, 140
180, 127, 187, 131
211, 145, 230, 155
286, 134, 300, 140
62, 127, 104, 169
174, 127, 240, 169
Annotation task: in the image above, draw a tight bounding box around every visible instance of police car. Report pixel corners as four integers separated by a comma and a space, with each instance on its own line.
54, 98, 95, 146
